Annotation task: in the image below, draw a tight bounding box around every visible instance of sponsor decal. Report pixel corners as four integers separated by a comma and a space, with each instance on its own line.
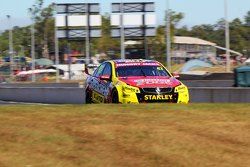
175, 85, 187, 93
92, 91, 105, 103
122, 86, 138, 93
144, 95, 173, 101
135, 79, 171, 86
116, 62, 159, 67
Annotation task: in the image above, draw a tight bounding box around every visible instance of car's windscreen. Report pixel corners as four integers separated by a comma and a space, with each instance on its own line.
116, 66, 170, 77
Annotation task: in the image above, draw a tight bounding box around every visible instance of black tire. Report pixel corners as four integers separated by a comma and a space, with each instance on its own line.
85, 90, 92, 104
111, 89, 119, 103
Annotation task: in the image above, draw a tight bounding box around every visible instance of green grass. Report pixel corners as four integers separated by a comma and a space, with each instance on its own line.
0, 104, 249, 167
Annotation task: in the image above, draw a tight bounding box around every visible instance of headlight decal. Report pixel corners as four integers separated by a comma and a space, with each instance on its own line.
122, 85, 140, 93
174, 85, 187, 93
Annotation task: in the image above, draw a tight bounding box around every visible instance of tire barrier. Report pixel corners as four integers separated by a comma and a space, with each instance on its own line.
1, 87, 250, 104
0, 87, 85, 104
189, 87, 250, 103
182, 80, 234, 87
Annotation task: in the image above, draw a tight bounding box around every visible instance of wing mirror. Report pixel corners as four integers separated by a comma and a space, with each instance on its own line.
172, 72, 180, 79
100, 75, 111, 81
85, 64, 99, 75
85, 66, 90, 75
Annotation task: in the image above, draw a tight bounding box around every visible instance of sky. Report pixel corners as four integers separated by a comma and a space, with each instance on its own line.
0, 0, 250, 31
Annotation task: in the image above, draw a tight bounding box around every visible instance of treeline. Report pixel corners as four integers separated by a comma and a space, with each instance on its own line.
175, 12, 250, 56
0, 0, 249, 60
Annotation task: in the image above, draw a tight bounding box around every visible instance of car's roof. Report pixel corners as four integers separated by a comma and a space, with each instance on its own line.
112, 59, 158, 63
108, 59, 161, 68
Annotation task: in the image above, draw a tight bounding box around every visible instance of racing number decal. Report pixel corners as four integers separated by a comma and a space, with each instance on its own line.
89, 78, 110, 103
97, 62, 113, 100
98, 80, 110, 98
89, 62, 113, 103
92, 91, 105, 103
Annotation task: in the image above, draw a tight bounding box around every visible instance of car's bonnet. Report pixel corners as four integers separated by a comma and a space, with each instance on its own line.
118, 76, 181, 88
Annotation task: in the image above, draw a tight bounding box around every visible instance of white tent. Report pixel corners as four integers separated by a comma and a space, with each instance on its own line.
52, 64, 86, 80
245, 58, 250, 64
174, 36, 216, 46
52, 64, 85, 72
17, 69, 56, 76
124, 40, 142, 45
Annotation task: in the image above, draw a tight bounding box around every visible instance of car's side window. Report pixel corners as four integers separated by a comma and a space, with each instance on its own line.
102, 63, 112, 77
93, 68, 98, 76
94, 63, 105, 77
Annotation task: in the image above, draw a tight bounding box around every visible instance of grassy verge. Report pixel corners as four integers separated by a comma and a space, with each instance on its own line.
0, 104, 249, 167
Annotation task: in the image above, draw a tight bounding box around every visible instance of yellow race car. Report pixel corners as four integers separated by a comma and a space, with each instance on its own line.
85, 59, 189, 104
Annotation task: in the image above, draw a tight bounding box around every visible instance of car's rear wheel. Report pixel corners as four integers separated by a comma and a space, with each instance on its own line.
111, 89, 119, 103
85, 90, 92, 104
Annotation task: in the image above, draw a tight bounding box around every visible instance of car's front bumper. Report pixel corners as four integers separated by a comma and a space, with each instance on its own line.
119, 85, 189, 104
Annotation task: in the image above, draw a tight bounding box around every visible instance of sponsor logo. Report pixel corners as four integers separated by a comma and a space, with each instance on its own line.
116, 62, 159, 67
135, 79, 171, 85
156, 87, 161, 94
92, 91, 105, 103
144, 95, 173, 101
175, 85, 187, 93
123, 86, 138, 93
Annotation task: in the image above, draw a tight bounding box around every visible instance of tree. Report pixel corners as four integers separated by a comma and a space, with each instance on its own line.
169, 11, 184, 27
245, 11, 250, 26
174, 12, 250, 57
189, 24, 215, 41
28, 0, 54, 58
92, 14, 119, 58
243, 11, 250, 56
175, 26, 191, 36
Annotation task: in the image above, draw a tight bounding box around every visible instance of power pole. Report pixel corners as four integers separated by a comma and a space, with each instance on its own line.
142, 3, 148, 59
67, 43, 72, 80
29, 8, 36, 82
85, 0, 90, 64
166, 0, 171, 71
54, 3, 60, 83
7, 15, 14, 82
120, 0, 125, 59
225, 0, 231, 72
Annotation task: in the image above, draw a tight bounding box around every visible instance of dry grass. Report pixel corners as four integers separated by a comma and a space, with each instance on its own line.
190, 64, 239, 73
171, 64, 239, 73
0, 104, 249, 167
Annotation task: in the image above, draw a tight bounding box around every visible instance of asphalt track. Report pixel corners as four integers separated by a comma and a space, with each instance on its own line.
0, 100, 45, 105
0, 100, 17, 105
0, 80, 235, 88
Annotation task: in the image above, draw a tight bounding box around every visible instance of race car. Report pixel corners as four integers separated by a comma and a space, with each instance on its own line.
85, 59, 189, 104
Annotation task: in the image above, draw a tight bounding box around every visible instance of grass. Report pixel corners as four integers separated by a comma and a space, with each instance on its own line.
171, 63, 239, 73
0, 104, 249, 167
191, 65, 238, 73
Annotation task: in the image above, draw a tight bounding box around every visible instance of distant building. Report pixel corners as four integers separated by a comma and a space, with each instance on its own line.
172, 36, 217, 63
126, 36, 218, 62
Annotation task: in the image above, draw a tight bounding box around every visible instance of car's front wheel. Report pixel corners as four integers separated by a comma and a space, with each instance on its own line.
111, 89, 119, 103
85, 90, 92, 104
